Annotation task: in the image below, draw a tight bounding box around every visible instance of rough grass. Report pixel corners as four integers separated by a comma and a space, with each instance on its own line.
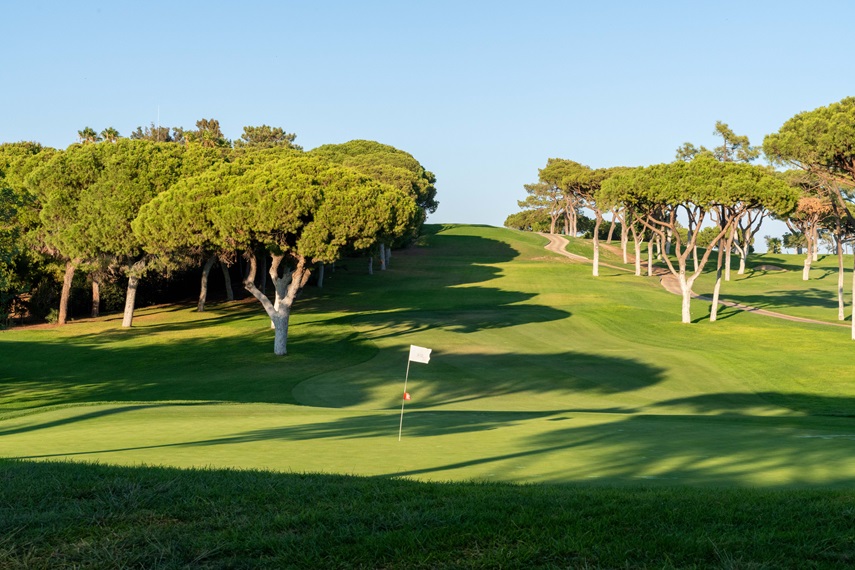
2, 460, 854, 569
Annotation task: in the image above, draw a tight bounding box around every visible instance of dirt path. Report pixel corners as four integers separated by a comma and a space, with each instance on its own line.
539, 233, 848, 328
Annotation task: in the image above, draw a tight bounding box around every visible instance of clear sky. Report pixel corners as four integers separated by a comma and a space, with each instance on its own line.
2, 1, 853, 236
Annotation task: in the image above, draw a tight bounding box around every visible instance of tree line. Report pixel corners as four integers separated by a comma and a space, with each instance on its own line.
506, 99, 855, 335
0, 119, 438, 354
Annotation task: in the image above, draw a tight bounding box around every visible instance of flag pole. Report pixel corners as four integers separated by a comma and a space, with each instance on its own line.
398, 358, 411, 441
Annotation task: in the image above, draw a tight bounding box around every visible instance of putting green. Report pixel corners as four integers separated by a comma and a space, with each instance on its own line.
2, 225, 855, 487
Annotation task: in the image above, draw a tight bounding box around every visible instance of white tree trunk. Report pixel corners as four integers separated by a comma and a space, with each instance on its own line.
592, 214, 602, 277
621, 224, 629, 264
680, 272, 693, 324
368, 256, 374, 275
122, 276, 140, 328
634, 238, 643, 276
851, 256, 855, 341
802, 244, 812, 281
710, 249, 724, 322
317, 262, 325, 289
272, 314, 289, 356
58, 259, 77, 325
198, 256, 216, 312
646, 240, 653, 276
243, 253, 311, 355
121, 260, 146, 328
838, 238, 845, 321
386, 246, 392, 267
379, 243, 387, 270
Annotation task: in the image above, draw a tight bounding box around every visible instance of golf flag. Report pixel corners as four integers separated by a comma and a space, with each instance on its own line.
399, 345, 432, 441
409, 345, 432, 364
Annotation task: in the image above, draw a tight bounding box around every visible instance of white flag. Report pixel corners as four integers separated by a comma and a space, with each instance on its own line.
408, 345, 432, 364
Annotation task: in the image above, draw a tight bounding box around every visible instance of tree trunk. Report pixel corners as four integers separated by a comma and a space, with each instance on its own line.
606, 217, 616, 243
220, 262, 234, 301
122, 276, 140, 328
121, 260, 146, 328
802, 241, 812, 281
710, 245, 724, 322
368, 256, 374, 275
386, 246, 391, 267
272, 314, 290, 356
91, 278, 100, 318
317, 262, 325, 289
851, 255, 855, 341
58, 259, 77, 325
621, 224, 629, 264
242, 252, 312, 356
379, 243, 387, 270
812, 226, 819, 261
549, 214, 558, 235
592, 213, 602, 277
724, 236, 732, 282
646, 240, 654, 277
198, 256, 217, 312
634, 237, 643, 276
679, 271, 693, 324
837, 235, 845, 321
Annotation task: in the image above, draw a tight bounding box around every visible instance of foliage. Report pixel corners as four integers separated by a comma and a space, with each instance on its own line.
764, 235, 782, 254
504, 208, 551, 232
234, 124, 302, 150
309, 140, 438, 226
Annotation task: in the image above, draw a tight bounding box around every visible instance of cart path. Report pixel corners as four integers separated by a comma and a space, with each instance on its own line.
540, 233, 849, 328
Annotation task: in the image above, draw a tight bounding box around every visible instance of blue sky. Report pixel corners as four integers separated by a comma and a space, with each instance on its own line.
2, 1, 853, 237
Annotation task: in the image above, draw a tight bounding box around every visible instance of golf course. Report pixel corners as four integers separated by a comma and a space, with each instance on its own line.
3, 224, 855, 567
3, 224, 855, 486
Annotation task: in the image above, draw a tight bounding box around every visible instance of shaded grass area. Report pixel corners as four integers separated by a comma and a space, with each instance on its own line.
2, 460, 854, 569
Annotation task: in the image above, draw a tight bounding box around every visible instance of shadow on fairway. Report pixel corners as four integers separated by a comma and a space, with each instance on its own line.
0, 231, 573, 410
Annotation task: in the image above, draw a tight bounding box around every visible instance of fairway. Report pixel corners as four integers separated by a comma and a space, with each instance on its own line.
2, 225, 855, 487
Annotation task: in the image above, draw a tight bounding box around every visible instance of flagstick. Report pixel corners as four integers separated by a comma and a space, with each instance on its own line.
398, 359, 411, 441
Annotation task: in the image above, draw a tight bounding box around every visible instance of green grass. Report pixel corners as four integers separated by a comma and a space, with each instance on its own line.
2, 224, 855, 485
2, 460, 854, 569
3, 224, 855, 566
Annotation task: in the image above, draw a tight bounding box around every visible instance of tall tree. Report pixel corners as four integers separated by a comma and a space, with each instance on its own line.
234, 125, 302, 150
185, 118, 229, 148
100, 127, 120, 143
160, 153, 420, 355
0, 143, 56, 323
77, 127, 101, 144
600, 157, 797, 323
765, 98, 855, 332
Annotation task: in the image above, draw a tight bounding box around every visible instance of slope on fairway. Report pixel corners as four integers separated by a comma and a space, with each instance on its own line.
2, 225, 855, 486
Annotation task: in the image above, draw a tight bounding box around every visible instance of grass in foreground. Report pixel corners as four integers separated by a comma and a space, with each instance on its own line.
2, 460, 854, 569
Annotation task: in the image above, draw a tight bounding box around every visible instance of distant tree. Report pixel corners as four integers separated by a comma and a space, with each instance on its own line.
782, 231, 807, 254
130, 123, 175, 143
517, 181, 562, 235
185, 118, 229, 148
765, 97, 855, 332
234, 125, 302, 150
600, 157, 797, 323
77, 127, 101, 144
100, 127, 120, 143
764, 235, 782, 254
712, 121, 761, 163
504, 209, 551, 232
